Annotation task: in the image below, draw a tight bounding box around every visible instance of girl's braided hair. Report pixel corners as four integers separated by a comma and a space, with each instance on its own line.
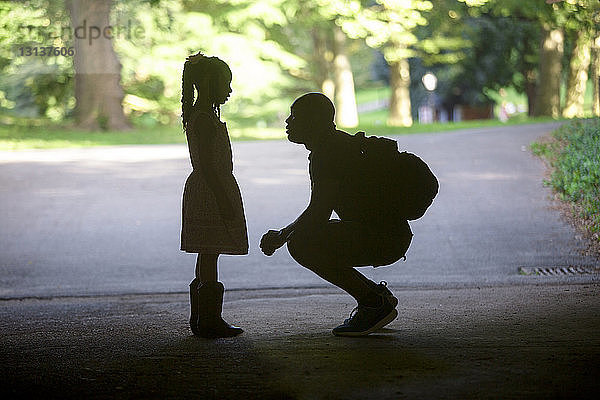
181, 52, 231, 128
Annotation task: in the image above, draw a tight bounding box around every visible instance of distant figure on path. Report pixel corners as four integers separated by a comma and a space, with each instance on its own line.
260, 93, 438, 336
180, 53, 248, 338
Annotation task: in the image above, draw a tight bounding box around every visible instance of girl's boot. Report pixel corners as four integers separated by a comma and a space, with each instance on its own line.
193, 281, 243, 338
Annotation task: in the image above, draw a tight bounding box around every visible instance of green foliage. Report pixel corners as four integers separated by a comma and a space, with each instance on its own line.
2, 0, 598, 130
338, 0, 433, 62
0, 0, 307, 127
439, 14, 540, 106
414, 0, 472, 65
532, 118, 600, 235
112, 0, 304, 126
0, 0, 74, 120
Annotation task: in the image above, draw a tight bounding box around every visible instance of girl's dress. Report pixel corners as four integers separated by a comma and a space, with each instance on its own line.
181, 110, 249, 255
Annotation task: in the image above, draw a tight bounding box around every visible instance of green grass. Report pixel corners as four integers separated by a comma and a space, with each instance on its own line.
0, 123, 291, 150
531, 118, 600, 237
0, 115, 564, 151
0, 124, 187, 150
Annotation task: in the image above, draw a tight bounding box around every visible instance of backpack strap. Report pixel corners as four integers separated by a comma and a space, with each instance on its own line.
351, 131, 367, 154
353, 131, 398, 155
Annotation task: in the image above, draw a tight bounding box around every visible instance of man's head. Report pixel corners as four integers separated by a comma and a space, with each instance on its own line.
285, 92, 336, 147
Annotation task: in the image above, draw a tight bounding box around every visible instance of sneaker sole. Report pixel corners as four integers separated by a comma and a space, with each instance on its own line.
332, 309, 398, 337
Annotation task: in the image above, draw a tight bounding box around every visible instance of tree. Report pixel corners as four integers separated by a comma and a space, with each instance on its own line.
341, 0, 434, 126
534, 25, 564, 118
67, 0, 130, 130
0, 0, 74, 120
467, 0, 600, 118
230, 0, 360, 127
183, 0, 360, 127
592, 33, 600, 116
311, 26, 335, 99
459, 0, 557, 117
427, 13, 540, 116
563, 28, 592, 118
459, 0, 568, 118
332, 24, 358, 127
561, 0, 600, 118
282, 0, 360, 127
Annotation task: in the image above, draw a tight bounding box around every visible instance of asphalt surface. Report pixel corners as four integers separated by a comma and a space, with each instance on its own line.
1, 122, 599, 399
0, 122, 597, 299
1, 284, 598, 399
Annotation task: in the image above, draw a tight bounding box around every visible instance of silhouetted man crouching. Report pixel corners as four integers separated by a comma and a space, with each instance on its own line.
260, 92, 432, 336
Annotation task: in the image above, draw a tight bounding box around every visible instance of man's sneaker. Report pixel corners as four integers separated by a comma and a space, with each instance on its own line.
332, 295, 398, 337
375, 281, 398, 308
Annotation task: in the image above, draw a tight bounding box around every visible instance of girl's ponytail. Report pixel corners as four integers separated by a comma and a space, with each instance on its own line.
181, 60, 195, 128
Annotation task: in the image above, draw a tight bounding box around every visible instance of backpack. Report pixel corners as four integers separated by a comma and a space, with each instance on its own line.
352, 131, 439, 221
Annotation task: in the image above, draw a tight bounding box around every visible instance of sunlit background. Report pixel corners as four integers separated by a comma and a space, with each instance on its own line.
0, 0, 598, 148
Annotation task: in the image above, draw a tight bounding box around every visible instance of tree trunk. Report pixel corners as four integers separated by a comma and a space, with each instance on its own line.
524, 70, 537, 116
521, 24, 538, 117
388, 58, 412, 127
563, 30, 592, 118
533, 26, 564, 118
592, 32, 600, 117
332, 25, 358, 128
311, 27, 335, 101
67, 0, 130, 130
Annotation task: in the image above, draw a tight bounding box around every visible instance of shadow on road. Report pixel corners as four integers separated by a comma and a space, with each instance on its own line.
1, 285, 599, 399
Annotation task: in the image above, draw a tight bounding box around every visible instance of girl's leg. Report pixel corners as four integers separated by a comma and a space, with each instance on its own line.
195, 254, 219, 283
192, 253, 243, 337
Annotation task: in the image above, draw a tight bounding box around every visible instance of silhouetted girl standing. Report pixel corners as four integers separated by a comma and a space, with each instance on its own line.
181, 53, 248, 338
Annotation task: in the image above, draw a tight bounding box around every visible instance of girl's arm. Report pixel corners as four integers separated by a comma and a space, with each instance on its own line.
195, 116, 236, 219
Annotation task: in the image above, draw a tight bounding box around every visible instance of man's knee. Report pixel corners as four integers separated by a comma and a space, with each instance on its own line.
287, 227, 339, 270
287, 224, 358, 270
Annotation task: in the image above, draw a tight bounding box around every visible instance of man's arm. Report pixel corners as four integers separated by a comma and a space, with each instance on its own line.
260, 179, 336, 256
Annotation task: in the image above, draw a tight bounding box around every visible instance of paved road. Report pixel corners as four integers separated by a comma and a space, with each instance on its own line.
0, 123, 597, 299
1, 123, 599, 399
2, 284, 598, 399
